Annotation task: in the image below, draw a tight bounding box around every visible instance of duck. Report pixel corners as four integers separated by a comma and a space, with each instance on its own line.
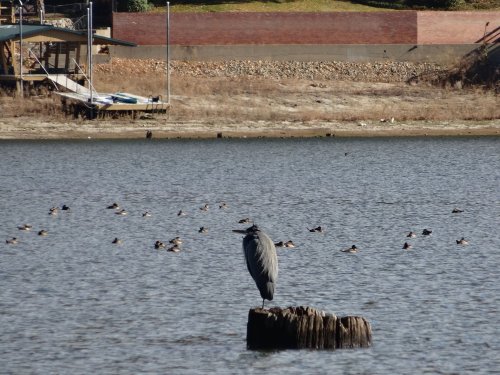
403, 242, 412, 250
198, 227, 208, 234
61, 204, 70, 211
406, 231, 417, 238
154, 240, 166, 249
456, 237, 469, 245
107, 203, 120, 210
169, 237, 182, 245
142, 211, 152, 217
177, 210, 186, 217
422, 229, 432, 236
18, 224, 32, 231
6, 237, 18, 244
167, 244, 181, 253
274, 241, 285, 247
284, 240, 296, 248
341, 245, 358, 253
49, 207, 59, 216
452, 208, 464, 213
238, 218, 252, 224
115, 209, 128, 216
112, 237, 123, 245
200, 204, 209, 211
38, 229, 48, 236
219, 202, 228, 209
308, 226, 324, 233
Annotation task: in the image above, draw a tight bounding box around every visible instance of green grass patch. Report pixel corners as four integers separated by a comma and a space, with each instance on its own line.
151, 0, 388, 13
149, 0, 500, 12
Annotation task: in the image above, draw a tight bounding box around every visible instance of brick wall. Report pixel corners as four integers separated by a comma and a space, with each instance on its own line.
417, 11, 499, 44
112, 11, 499, 46
113, 11, 417, 45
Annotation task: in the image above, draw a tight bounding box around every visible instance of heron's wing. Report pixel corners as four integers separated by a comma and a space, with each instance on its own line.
243, 231, 278, 300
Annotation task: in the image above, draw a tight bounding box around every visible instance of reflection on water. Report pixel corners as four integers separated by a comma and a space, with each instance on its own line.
0, 137, 499, 374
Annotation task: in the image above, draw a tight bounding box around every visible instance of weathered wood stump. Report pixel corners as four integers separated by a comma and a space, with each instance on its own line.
247, 306, 372, 350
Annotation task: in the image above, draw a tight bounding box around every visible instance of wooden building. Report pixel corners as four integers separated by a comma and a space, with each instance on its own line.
0, 23, 135, 93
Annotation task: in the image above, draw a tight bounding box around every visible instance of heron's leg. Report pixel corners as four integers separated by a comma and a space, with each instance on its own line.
262, 298, 265, 309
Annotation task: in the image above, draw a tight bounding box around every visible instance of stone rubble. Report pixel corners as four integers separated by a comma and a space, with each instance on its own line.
95, 58, 446, 83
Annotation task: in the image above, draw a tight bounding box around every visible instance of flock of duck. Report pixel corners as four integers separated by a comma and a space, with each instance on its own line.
5, 202, 469, 254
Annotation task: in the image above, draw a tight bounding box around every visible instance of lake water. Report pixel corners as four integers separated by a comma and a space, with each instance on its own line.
0, 137, 499, 374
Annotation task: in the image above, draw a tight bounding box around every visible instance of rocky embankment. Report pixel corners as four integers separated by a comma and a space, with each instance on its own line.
95, 58, 446, 83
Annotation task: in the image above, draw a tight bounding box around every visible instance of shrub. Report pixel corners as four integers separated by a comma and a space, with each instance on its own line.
124, 0, 151, 12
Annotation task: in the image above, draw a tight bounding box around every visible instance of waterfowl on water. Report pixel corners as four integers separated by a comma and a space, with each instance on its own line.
112, 237, 123, 245
407, 231, 417, 238
403, 242, 412, 250
284, 240, 296, 248
167, 244, 181, 253
452, 208, 464, 213
422, 229, 433, 236
177, 210, 186, 217
107, 203, 120, 210
154, 240, 166, 249
199, 227, 208, 234
308, 226, 324, 233
274, 241, 285, 247
49, 207, 59, 216
142, 211, 152, 217
38, 230, 48, 236
61, 204, 70, 211
6, 237, 18, 244
341, 245, 358, 253
169, 237, 182, 245
17, 224, 32, 231
200, 204, 209, 211
115, 209, 127, 216
238, 218, 252, 224
456, 237, 469, 245
219, 202, 228, 209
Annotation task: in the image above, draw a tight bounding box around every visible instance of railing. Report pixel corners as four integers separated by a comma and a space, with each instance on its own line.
72, 58, 98, 96
27, 48, 59, 91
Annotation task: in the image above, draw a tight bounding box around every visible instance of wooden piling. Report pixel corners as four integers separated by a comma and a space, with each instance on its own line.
247, 306, 371, 350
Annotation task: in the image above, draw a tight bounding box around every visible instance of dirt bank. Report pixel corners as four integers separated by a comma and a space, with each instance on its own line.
1, 59, 498, 139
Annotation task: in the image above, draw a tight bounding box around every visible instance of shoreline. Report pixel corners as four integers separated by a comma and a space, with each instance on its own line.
0, 117, 498, 140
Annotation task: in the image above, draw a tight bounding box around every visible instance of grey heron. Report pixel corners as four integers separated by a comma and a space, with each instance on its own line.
233, 224, 278, 309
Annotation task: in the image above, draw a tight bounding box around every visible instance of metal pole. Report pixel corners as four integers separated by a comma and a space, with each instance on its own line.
89, 1, 93, 104
18, 0, 24, 98
166, 1, 170, 105
87, 7, 90, 84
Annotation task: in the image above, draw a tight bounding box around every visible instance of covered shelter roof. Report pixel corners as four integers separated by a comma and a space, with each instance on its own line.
0, 24, 136, 46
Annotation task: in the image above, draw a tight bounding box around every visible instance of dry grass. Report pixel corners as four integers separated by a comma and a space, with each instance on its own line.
0, 93, 64, 119
1, 66, 498, 123
99, 72, 496, 122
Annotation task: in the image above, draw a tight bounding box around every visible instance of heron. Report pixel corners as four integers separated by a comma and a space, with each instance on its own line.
233, 224, 278, 309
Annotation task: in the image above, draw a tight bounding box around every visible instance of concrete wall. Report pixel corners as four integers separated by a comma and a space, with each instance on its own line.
112, 11, 499, 46
110, 43, 480, 64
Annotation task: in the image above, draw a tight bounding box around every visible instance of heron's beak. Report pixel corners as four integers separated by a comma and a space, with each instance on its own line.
232, 229, 247, 234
